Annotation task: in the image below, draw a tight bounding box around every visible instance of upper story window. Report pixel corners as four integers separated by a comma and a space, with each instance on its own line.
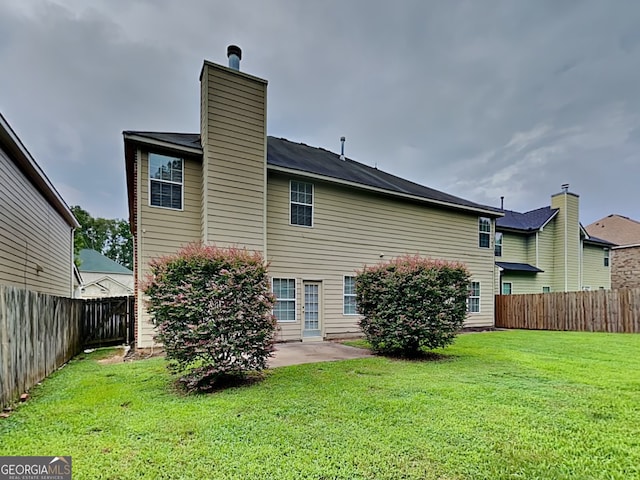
343, 276, 358, 315
604, 249, 610, 267
495, 232, 503, 257
478, 217, 491, 248
149, 153, 183, 210
290, 180, 313, 227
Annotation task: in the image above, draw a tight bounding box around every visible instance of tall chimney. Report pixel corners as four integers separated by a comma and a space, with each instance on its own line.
340, 136, 346, 160
227, 45, 242, 70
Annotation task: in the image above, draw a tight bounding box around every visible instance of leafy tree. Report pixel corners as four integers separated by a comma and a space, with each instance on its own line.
71, 205, 133, 270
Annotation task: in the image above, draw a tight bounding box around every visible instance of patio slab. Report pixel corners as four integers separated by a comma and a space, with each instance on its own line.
268, 341, 373, 368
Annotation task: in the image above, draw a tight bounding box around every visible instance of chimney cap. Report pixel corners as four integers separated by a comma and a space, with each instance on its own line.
227, 45, 242, 60
561, 183, 570, 193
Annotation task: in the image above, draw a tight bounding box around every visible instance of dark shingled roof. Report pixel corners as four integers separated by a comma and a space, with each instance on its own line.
584, 235, 616, 247
123, 131, 501, 215
123, 131, 202, 150
496, 206, 557, 232
496, 262, 544, 273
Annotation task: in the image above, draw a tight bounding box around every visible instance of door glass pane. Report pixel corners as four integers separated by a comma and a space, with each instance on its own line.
304, 284, 320, 336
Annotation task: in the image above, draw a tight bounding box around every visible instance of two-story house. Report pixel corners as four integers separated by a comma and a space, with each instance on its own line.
124, 46, 503, 348
495, 185, 613, 295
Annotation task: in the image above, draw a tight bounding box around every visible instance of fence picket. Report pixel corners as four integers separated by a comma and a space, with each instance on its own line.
495, 288, 640, 333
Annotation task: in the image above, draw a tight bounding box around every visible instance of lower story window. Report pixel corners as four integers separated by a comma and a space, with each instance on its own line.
272, 278, 296, 322
468, 282, 480, 313
542, 286, 551, 293
343, 276, 358, 315
502, 282, 512, 295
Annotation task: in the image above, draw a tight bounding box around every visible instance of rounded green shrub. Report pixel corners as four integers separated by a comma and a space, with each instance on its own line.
143, 243, 276, 391
356, 255, 470, 356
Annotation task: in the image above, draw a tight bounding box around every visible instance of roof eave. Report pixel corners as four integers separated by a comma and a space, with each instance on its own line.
0, 113, 79, 229
268, 165, 503, 217
122, 132, 203, 156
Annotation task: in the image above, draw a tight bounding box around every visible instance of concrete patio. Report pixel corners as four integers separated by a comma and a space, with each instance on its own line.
268, 341, 373, 368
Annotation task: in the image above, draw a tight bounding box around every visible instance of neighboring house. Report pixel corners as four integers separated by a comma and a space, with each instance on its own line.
495, 185, 613, 295
586, 214, 640, 289
0, 112, 79, 297
77, 248, 134, 298
123, 46, 503, 348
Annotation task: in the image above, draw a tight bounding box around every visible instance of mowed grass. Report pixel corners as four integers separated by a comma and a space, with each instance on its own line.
1, 331, 639, 479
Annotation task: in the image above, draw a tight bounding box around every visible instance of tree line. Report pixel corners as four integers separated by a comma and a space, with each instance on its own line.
71, 206, 133, 270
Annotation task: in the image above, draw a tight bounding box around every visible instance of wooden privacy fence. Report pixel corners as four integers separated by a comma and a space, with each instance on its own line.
82, 296, 135, 347
495, 288, 640, 333
0, 285, 82, 410
0, 287, 135, 409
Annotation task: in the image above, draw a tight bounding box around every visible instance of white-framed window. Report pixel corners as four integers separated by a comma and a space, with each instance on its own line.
502, 282, 512, 295
290, 180, 313, 227
478, 217, 491, 248
149, 153, 183, 210
272, 278, 296, 322
343, 276, 358, 315
604, 249, 610, 267
543, 286, 551, 293
467, 282, 480, 313
494, 232, 503, 257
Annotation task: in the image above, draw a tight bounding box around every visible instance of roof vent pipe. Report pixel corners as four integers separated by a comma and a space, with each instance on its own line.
561, 183, 569, 193
500, 196, 504, 210
227, 45, 242, 70
340, 136, 346, 160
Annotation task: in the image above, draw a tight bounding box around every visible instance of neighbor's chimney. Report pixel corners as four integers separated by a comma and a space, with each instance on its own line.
561, 183, 569, 193
227, 45, 242, 70
340, 136, 346, 160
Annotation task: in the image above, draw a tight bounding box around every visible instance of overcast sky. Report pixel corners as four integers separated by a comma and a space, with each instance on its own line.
1, 0, 639, 225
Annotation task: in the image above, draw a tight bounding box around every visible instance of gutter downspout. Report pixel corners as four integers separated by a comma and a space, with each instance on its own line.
564, 192, 568, 291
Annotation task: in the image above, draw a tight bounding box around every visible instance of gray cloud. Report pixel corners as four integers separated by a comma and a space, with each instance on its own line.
1, 0, 639, 224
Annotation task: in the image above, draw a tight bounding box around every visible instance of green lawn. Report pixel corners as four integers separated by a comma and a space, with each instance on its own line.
1, 331, 639, 479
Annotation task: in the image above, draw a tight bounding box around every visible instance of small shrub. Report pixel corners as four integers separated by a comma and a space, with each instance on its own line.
356, 255, 470, 356
143, 243, 276, 391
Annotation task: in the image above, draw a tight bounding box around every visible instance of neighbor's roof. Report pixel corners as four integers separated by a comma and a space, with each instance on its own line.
496, 206, 557, 232
123, 131, 502, 217
496, 261, 544, 273
585, 214, 640, 246
0, 112, 79, 229
77, 249, 133, 274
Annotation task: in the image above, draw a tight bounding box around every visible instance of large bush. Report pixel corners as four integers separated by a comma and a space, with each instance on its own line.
356, 255, 471, 356
143, 243, 276, 391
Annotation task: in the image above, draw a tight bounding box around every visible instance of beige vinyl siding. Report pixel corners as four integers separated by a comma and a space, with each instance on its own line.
0, 147, 73, 297
137, 150, 201, 347
267, 172, 496, 341
501, 233, 529, 263
582, 243, 610, 290
551, 192, 581, 292
201, 62, 266, 252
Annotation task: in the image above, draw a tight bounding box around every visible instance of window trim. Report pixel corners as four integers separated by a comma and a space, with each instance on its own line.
494, 232, 503, 257
148, 152, 185, 211
467, 281, 481, 313
478, 217, 491, 249
289, 180, 314, 228
501, 282, 512, 295
271, 277, 297, 323
343, 275, 358, 316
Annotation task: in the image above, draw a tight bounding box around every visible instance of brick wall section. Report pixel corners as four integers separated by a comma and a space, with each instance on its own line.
612, 246, 640, 289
